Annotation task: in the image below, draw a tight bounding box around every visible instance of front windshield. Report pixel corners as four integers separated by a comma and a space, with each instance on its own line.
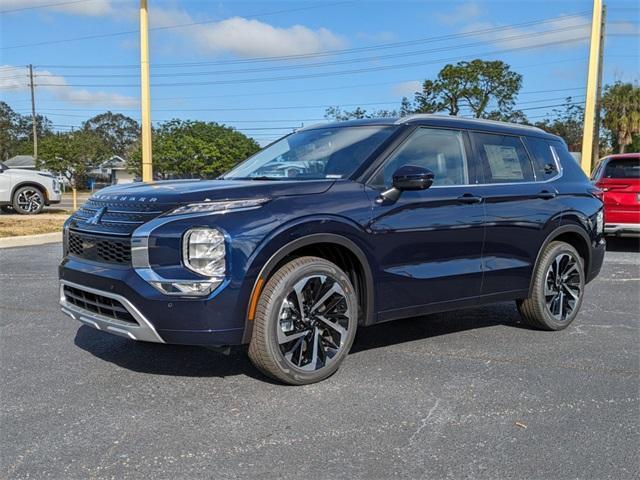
224, 126, 395, 180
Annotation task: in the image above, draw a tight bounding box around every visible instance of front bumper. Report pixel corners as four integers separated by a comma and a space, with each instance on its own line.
59, 280, 165, 343
59, 256, 247, 346
604, 223, 640, 236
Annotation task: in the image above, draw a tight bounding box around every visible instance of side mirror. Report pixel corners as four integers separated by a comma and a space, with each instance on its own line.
392, 165, 434, 191
378, 165, 434, 204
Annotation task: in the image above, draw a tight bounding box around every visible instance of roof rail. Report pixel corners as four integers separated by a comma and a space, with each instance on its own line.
395, 114, 546, 133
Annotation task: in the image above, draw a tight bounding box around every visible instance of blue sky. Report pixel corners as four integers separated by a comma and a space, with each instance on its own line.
1, 0, 639, 145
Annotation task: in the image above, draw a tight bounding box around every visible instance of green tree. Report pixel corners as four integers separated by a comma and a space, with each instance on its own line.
535, 98, 585, 151
131, 120, 260, 178
602, 82, 640, 153
324, 105, 400, 121
39, 130, 110, 186
413, 60, 523, 118
0, 101, 52, 160
82, 111, 140, 159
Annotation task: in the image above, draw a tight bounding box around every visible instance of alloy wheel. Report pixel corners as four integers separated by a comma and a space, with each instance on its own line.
277, 274, 352, 372
544, 252, 582, 322
16, 188, 43, 213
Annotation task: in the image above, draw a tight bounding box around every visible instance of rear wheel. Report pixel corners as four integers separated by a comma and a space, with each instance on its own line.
12, 186, 45, 215
248, 256, 358, 385
517, 241, 585, 330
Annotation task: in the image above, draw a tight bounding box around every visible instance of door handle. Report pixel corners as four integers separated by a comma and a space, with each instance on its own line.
537, 190, 557, 200
457, 193, 483, 204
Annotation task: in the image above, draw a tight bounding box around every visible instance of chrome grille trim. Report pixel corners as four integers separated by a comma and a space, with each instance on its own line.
59, 280, 165, 343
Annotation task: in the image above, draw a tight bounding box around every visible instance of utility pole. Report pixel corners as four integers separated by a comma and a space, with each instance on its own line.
580, 0, 604, 176
592, 4, 607, 164
140, 0, 153, 182
28, 64, 38, 164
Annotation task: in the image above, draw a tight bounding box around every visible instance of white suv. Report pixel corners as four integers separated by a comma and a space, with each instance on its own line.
0, 162, 62, 214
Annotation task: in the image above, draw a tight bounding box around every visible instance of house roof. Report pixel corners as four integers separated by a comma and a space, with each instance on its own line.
5, 155, 36, 168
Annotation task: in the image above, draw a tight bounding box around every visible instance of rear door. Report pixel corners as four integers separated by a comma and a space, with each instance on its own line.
470, 132, 563, 295
595, 156, 640, 226
365, 126, 486, 320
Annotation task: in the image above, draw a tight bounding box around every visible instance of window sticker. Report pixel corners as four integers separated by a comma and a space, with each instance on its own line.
484, 144, 524, 180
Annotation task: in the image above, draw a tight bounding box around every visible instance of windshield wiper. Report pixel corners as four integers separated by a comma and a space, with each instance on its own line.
228, 176, 285, 181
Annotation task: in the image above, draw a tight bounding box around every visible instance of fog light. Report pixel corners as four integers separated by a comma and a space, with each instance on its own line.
151, 281, 219, 296
183, 228, 226, 277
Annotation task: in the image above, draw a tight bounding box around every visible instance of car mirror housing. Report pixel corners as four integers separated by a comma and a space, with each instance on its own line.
378, 165, 434, 204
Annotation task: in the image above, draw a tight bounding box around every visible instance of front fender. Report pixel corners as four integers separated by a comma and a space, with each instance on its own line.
239, 215, 376, 343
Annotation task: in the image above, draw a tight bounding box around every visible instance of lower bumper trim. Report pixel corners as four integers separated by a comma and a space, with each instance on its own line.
604, 223, 640, 235
59, 280, 165, 343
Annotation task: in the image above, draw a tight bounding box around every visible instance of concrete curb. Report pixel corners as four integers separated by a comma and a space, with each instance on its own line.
0, 232, 62, 249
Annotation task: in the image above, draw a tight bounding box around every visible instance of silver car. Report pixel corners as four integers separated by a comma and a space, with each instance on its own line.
0, 162, 62, 214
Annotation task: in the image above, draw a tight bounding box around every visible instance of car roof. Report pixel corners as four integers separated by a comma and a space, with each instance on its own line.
602, 153, 640, 160
302, 114, 561, 141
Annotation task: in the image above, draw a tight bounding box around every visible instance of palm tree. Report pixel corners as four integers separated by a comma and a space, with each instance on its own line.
602, 82, 640, 153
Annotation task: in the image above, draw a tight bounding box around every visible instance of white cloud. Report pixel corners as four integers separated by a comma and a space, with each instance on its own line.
150, 8, 346, 58
461, 15, 591, 50
1, 0, 114, 16
393, 80, 422, 96
193, 17, 345, 57
0, 65, 138, 108
436, 2, 481, 26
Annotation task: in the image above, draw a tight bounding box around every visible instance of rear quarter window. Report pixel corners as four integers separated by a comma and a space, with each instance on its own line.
526, 137, 560, 181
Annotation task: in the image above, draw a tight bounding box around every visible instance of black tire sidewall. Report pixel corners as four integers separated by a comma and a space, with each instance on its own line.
258, 258, 358, 384
534, 242, 585, 330
13, 186, 44, 215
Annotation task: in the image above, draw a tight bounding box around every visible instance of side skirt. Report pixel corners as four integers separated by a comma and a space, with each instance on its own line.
375, 289, 530, 324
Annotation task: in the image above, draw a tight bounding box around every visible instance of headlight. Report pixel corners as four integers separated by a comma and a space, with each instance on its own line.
182, 228, 226, 277
168, 198, 269, 216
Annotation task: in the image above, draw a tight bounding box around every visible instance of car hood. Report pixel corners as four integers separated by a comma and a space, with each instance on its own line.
6, 168, 52, 177
90, 178, 336, 206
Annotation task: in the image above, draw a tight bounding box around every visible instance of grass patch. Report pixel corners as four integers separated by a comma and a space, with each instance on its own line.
0, 214, 69, 238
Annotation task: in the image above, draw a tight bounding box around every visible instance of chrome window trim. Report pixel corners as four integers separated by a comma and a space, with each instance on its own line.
59, 280, 165, 343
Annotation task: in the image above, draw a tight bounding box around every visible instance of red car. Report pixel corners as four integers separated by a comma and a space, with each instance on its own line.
592, 153, 640, 236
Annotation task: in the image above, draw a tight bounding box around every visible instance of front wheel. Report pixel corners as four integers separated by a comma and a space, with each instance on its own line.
248, 256, 358, 385
12, 186, 45, 214
517, 241, 585, 330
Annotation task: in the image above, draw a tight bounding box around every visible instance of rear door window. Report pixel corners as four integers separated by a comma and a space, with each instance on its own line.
470, 132, 534, 183
603, 158, 640, 179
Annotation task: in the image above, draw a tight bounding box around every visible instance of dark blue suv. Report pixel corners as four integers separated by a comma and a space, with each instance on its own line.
59, 115, 605, 384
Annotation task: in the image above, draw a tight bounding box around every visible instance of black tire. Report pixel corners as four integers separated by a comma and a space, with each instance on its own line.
248, 256, 358, 385
0, 205, 14, 213
12, 186, 45, 215
517, 241, 585, 330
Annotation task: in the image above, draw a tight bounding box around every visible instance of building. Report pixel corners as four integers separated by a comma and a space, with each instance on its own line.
89, 156, 135, 185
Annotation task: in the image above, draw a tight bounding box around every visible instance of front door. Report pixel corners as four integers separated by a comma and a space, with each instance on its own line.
365, 127, 485, 321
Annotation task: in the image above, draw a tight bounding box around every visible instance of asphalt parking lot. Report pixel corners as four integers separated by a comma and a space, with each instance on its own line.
1, 239, 638, 479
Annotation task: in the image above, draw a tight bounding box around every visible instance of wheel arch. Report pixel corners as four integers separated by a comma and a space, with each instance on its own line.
11, 181, 49, 204
241, 231, 375, 343
527, 223, 591, 296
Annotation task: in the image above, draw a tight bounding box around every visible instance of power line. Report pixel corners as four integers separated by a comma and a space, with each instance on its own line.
30, 25, 593, 79
30, 36, 590, 88
0, 0, 93, 14
0, 1, 353, 50
26, 10, 592, 63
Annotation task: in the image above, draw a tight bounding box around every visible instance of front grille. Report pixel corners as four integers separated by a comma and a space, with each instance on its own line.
63, 285, 138, 325
69, 199, 168, 236
68, 231, 131, 265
